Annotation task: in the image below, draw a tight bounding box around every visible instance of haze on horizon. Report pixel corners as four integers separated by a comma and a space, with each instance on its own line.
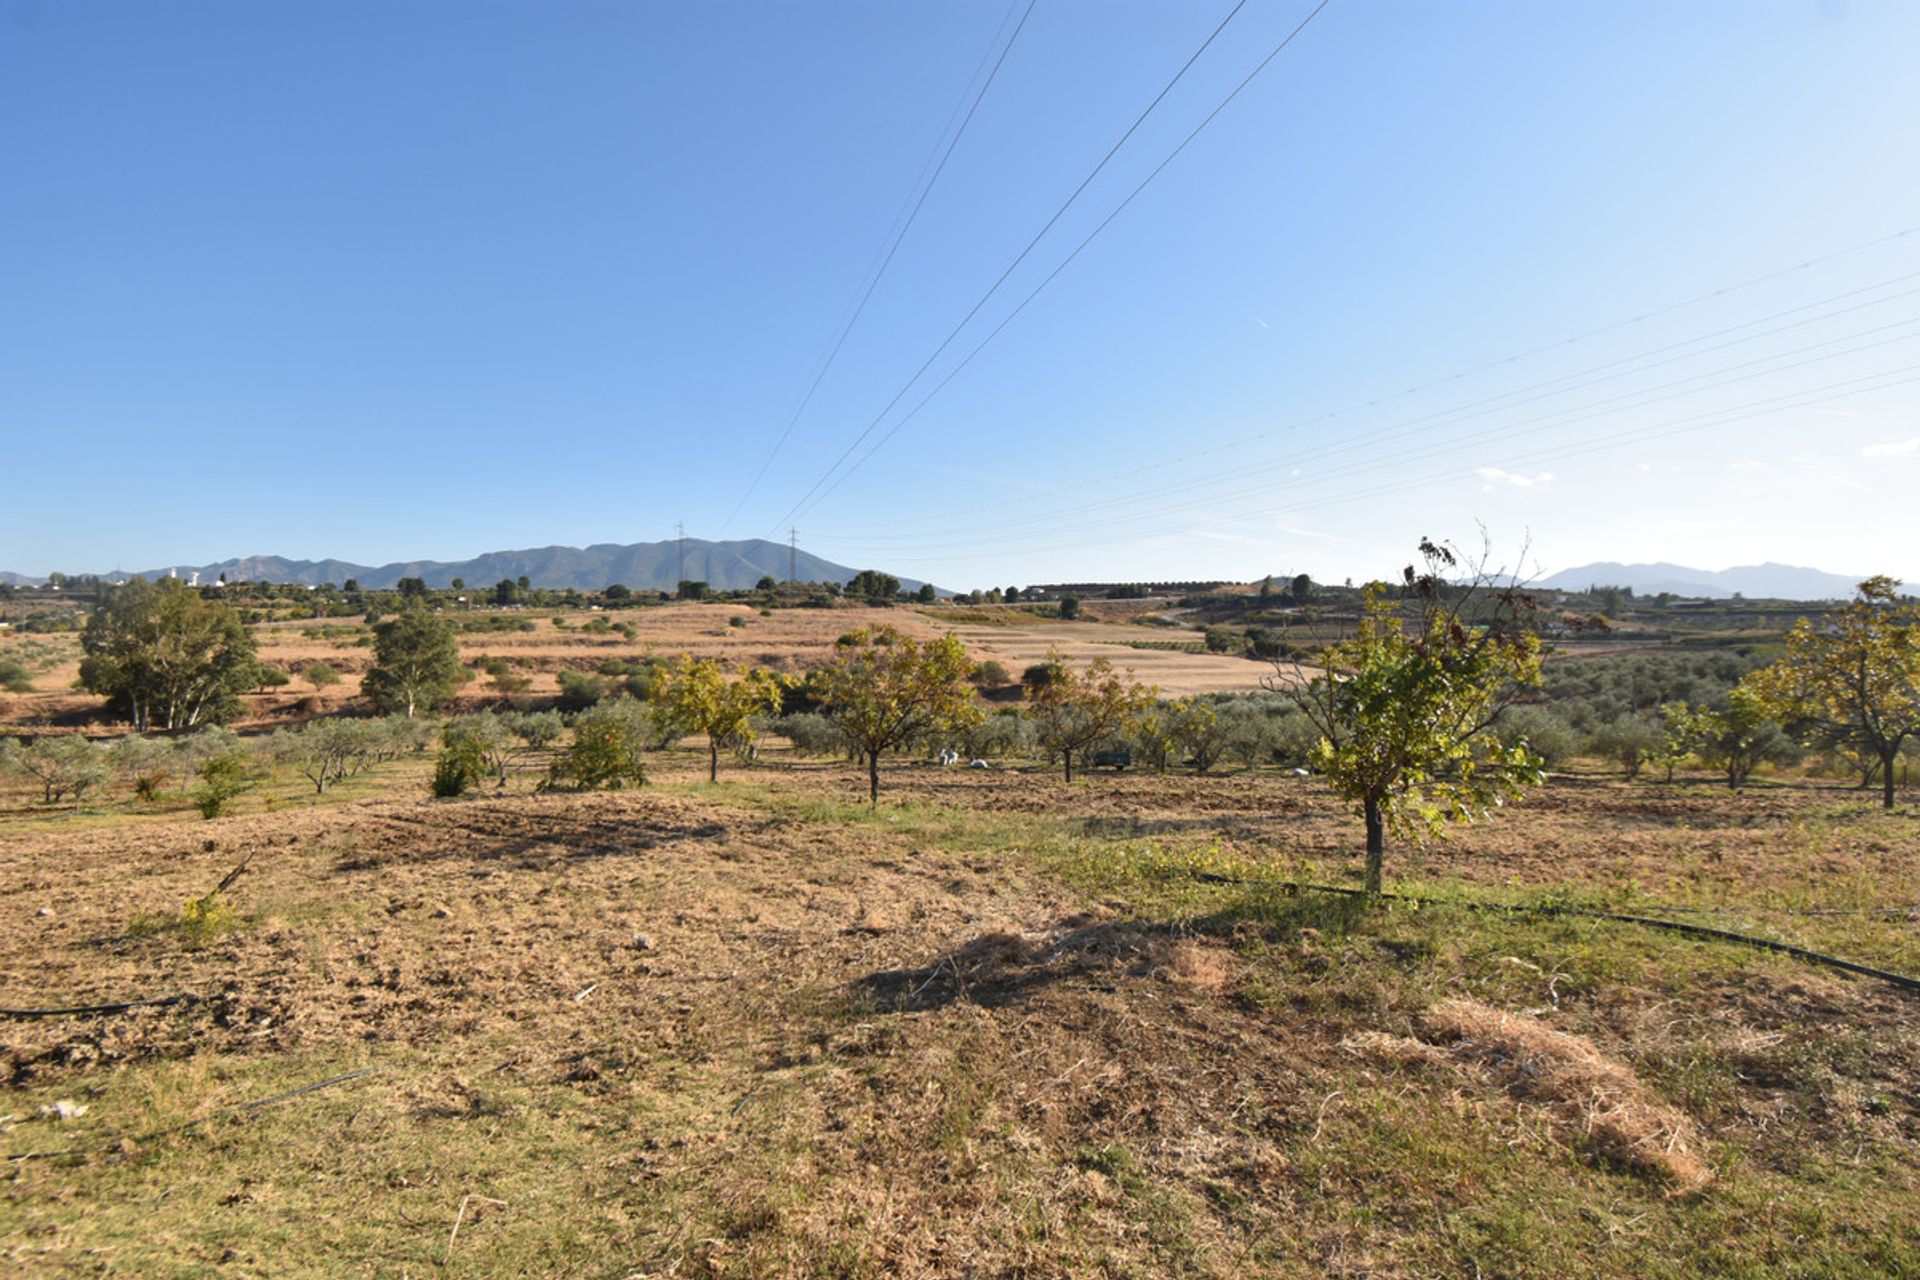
4, 1, 1918, 590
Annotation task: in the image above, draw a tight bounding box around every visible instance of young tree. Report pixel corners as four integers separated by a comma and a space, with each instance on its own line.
303, 662, 340, 691
271, 718, 380, 794
78, 577, 260, 730
362, 607, 463, 718
1687, 685, 1798, 790
1270, 539, 1546, 896
813, 626, 981, 804
650, 655, 787, 782
1746, 576, 1919, 809
1026, 651, 1156, 782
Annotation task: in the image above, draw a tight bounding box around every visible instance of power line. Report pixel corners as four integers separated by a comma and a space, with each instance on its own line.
770, 0, 1314, 535
808, 322, 1920, 556
832, 360, 1920, 566
717, 0, 1037, 535
808, 283, 1920, 549
809, 250, 1920, 537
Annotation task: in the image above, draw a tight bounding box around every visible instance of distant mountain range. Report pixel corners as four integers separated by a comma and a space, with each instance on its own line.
6, 539, 929, 594
1536, 561, 1868, 601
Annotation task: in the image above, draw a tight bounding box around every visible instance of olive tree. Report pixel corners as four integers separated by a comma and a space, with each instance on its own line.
1269, 539, 1546, 896
813, 626, 980, 805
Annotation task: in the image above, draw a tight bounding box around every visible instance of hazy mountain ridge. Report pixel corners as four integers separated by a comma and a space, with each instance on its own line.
7, 540, 926, 594
1537, 561, 1869, 600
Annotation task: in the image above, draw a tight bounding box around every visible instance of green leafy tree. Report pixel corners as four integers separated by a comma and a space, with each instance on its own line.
813, 626, 981, 804
915, 582, 937, 604
847, 570, 901, 605
1687, 684, 1799, 790
1271, 540, 1545, 896
1058, 595, 1082, 621
362, 607, 463, 718
1746, 576, 1920, 809
302, 662, 340, 690
1026, 651, 1156, 782
651, 655, 787, 782
78, 578, 260, 730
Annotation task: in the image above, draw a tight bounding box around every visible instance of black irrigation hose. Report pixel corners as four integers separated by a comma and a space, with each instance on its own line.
7, 1066, 384, 1163
0, 993, 201, 1019
1189, 872, 1920, 994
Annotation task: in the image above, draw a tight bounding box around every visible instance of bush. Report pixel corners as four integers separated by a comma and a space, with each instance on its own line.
557, 670, 609, 711
192, 749, 252, 818
1494, 706, 1580, 769
772, 712, 848, 757
256, 667, 291, 692
546, 703, 648, 790
431, 732, 488, 797
0, 657, 35, 692
972, 660, 1011, 690
729, 615, 749, 629
303, 662, 340, 689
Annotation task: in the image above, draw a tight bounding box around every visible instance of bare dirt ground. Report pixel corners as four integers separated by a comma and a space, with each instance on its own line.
3, 757, 1918, 1277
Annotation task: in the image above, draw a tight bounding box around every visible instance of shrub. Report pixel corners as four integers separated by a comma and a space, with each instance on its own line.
256, 667, 291, 692
556, 670, 609, 711
546, 703, 648, 790
192, 749, 252, 818
729, 615, 749, 629
431, 732, 488, 797
0, 657, 35, 692
972, 660, 1011, 690
303, 662, 340, 689
1494, 706, 1580, 770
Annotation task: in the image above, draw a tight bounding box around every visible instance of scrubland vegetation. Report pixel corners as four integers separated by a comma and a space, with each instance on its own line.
2, 556, 1918, 1276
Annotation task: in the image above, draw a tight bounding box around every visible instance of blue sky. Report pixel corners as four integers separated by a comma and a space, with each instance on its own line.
4, 0, 1918, 590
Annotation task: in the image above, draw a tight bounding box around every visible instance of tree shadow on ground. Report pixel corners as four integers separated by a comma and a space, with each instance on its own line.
853, 892, 1370, 1015
330, 808, 730, 874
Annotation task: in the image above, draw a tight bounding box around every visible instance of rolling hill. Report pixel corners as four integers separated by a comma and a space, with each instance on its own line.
1537, 561, 1866, 600
9, 540, 928, 594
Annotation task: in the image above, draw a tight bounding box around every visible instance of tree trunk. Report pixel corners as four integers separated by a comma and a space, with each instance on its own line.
1363, 798, 1385, 897
709, 741, 719, 784
1063, 750, 1074, 784
1883, 746, 1899, 810
867, 752, 880, 807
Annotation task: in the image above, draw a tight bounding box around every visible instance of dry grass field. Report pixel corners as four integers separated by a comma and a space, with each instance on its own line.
0, 601, 1277, 732
3, 744, 1918, 1277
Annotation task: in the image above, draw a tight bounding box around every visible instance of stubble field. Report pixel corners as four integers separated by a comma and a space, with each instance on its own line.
3, 744, 1917, 1278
